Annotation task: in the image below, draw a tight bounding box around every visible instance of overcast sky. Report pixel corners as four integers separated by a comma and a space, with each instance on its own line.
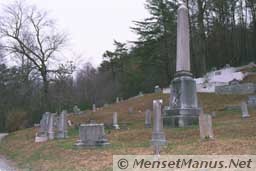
0, 0, 148, 67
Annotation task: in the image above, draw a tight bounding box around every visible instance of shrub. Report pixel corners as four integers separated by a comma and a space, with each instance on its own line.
5, 110, 29, 132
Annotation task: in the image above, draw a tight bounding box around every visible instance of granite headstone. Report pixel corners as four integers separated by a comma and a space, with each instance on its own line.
75, 123, 109, 147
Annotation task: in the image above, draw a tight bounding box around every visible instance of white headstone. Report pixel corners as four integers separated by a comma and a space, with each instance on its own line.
112, 112, 120, 129
139, 91, 143, 96
116, 97, 119, 103
73, 105, 81, 114
67, 120, 72, 127
92, 104, 96, 112
152, 100, 164, 136
35, 134, 48, 143
154, 85, 161, 93
199, 110, 214, 140
241, 102, 250, 118
151, 99, 166, 156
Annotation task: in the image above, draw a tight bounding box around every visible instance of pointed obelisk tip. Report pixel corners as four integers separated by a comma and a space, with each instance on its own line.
178, 0, 187, 10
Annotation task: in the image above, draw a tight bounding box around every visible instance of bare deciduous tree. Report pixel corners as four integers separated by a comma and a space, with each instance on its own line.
0, 1, 67, 109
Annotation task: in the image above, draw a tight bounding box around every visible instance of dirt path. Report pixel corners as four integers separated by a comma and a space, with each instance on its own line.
0, 134, 18, 171
0, 156, 17, 171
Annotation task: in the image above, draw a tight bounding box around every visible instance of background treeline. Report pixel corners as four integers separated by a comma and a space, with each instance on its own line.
0, 0, 255, 131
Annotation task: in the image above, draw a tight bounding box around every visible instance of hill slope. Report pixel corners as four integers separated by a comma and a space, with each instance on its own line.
0, 93, 255, 171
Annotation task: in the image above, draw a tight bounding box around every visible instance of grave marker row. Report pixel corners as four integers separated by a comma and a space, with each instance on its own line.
35, 111, 68, 143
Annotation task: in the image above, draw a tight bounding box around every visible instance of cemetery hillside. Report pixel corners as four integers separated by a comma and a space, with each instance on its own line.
0, 92, 256, 170
1, 0, 256, 171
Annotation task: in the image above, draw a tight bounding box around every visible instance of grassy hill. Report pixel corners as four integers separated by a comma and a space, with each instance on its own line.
0, 93, 256, 171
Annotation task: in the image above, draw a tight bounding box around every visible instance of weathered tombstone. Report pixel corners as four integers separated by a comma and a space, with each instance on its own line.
67, 120, 72, 127
35, 112, 50, 142
211, 111, 216, 118
211, 67, 217, 71
112, 112, 120, 129
116, 97, 119, 103
48, 113, 55, 140
104, 104, 109, 108
34, 123, 40, 128
74, 123, 109, 147
151, 100, 166, 156
73, 105, 81, 115
248, 95, 256, 107
154, 85, 162, 93
119, 122, 129, 130
199, 110, 214, 140
163, 106, 170, 115
215, 83, 256, 95
163, 1, 200, 128
225, 64, 231, 68
139, 91, 144, 96
90, 120, 96, 124
57, 110, 68, 139
39, 112, 50, 136
53, 114, 59, 128
145, 109, 152, 128
128, 107, 134, 114
241, 102, 250, 118
92, 104, 96, 113
224, 105, 241, 111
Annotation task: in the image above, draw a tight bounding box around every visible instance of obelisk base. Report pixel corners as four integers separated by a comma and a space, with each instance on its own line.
163, 71, 200, 128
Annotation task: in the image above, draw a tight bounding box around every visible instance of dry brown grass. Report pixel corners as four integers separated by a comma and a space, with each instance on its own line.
0, 93, 256, 171
242, 74, 256, 83
69, 93, 248, 125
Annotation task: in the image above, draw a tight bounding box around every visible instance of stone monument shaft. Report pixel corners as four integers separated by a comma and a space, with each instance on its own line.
176, 3, 190, 72
152, 99, 166, 145
163, 2, 200, 128
153, 100, 163, 133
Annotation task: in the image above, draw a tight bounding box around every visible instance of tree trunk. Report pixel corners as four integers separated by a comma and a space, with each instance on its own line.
41, 65, 49, 111
248, 0, 256, 61
197, 0, 207, 75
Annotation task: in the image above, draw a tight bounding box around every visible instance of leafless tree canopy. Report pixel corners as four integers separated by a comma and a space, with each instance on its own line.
0, 0, 67, 104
